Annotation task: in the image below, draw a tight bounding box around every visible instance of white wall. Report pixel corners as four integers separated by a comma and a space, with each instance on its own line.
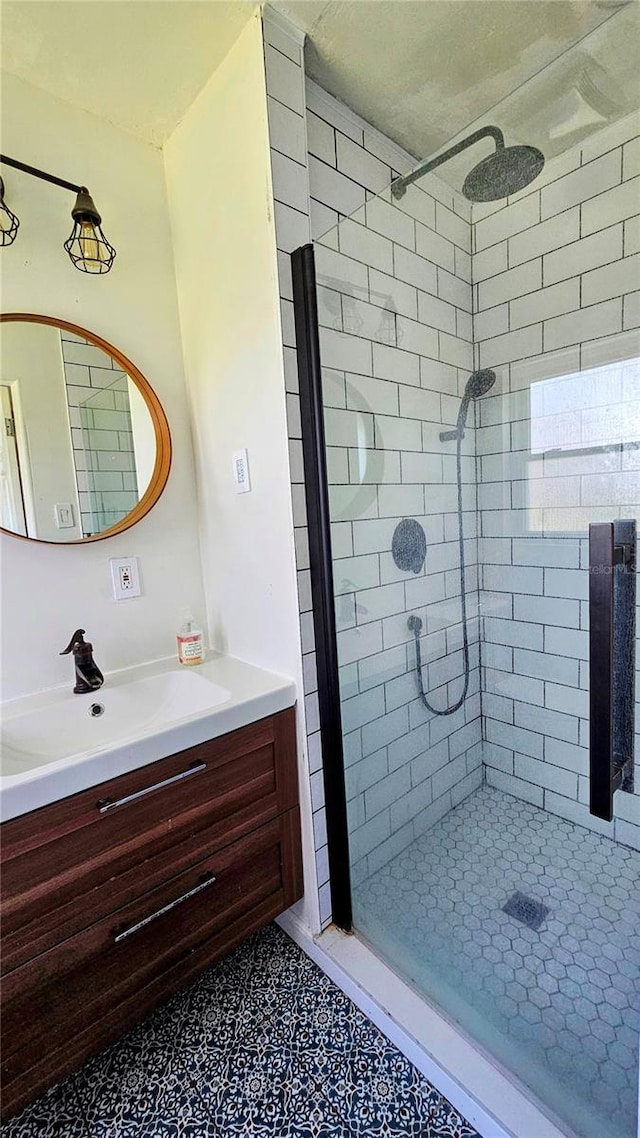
128, 378, 156, 498
0, 73, 206, 699
164, 15, 301, 683
164, 14, 316, 927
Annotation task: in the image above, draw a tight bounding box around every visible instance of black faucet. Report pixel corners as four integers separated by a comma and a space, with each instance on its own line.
60, 629, 104, 694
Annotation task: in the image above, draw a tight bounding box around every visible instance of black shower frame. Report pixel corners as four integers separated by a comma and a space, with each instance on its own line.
291, 243, 353, 931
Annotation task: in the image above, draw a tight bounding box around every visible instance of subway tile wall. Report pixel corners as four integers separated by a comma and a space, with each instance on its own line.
61, 331, 138, 537
473, 112, 640, 850
264, 7, 483, 919
311, 156, 483, 888
262, 15, 329, 924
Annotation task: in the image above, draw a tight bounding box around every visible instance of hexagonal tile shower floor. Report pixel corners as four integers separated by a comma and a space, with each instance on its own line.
353, 785, 640, 1138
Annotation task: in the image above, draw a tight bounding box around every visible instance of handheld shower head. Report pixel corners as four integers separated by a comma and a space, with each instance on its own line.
439, 369, 496, 441
466, 369, 496, 400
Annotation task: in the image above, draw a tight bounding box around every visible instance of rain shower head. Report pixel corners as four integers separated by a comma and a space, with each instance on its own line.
391, 126, 544, 202
439, 369, 496, 441
463, 145, 544, 202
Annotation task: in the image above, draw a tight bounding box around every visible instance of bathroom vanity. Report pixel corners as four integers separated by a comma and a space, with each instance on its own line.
0, 656, 302, 1118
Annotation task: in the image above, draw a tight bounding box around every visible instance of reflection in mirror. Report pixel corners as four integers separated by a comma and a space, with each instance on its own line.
0, 317, 170, 543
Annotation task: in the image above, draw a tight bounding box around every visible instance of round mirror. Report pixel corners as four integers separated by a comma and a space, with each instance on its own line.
0, 314, 171, 544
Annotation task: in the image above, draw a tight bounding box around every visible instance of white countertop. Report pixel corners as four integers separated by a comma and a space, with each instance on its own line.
0, 653, 297, 822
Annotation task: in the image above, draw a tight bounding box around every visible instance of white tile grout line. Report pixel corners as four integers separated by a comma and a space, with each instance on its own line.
277, 909, 573, 1138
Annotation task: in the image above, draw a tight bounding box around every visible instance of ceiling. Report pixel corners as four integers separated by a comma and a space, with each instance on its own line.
0, 1, 256, 147
0, 0, 638, 166
275, 0, 640, 164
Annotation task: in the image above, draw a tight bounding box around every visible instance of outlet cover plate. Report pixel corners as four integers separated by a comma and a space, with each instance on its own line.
110, 557, 141, 600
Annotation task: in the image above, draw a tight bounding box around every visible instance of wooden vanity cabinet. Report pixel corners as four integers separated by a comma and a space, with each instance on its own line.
0, 707, 302, 1119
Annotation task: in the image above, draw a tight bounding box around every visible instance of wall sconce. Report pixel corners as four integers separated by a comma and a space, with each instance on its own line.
0, 177, 20, 246
0, 154, 116, 274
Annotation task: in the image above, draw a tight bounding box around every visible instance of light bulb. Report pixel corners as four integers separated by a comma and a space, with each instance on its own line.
78, 220, 107, 272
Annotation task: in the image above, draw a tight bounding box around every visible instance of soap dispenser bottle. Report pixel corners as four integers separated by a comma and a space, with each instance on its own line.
177, 614, 204, 666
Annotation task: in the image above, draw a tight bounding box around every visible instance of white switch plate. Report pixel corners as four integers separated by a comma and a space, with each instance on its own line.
232, 448, 251, 494
110, 557, 141, 600
54, 503, 75, 529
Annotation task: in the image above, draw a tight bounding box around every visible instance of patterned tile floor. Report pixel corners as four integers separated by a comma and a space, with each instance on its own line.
355, 784, 640, 1138
3, 923, 480, 1138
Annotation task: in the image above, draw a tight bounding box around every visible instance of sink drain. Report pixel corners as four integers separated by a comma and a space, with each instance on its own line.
88, 702, 105, 718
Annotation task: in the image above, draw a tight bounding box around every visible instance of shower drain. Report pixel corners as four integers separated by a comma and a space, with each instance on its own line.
502, 891, 549, 931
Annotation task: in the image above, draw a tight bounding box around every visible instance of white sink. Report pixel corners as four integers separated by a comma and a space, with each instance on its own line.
0, 653, 296, 821
2, 669, 231, 770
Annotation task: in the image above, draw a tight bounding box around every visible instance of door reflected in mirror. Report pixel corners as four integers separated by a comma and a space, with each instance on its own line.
0, 315, 171, 544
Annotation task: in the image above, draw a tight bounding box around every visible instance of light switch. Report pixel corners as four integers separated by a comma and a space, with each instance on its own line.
54, 503, 75, 529
233, 448, 251, 494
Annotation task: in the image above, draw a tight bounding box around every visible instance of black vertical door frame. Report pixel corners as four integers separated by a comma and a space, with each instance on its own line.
291, 243, 353, 931
588, 518, 636, 821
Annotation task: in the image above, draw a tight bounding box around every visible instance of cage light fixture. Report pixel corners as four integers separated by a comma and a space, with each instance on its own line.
64, 187, 115, 274
0, 176, 20, 246
0, 154, 116, 274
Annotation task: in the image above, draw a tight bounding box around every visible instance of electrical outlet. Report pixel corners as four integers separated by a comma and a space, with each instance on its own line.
110, 557, 141, 600
232, 448, 251, 494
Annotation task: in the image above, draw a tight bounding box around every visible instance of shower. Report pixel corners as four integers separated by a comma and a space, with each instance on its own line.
289, 12, 639, 1129
408, 369, 495, 716
391, 125, 544, 202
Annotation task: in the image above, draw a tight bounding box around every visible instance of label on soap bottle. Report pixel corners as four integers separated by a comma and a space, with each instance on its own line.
177, 632, 204, 665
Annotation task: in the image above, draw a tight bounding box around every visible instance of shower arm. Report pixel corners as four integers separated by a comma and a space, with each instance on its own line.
391, 125, 505, 199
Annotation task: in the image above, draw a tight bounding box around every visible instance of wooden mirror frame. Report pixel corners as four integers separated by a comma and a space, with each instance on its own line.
0, 314, 172, 545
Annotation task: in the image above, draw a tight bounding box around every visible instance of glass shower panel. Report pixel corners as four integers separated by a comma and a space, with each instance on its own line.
312, 181, 483, 896
308, 138, 639, 1138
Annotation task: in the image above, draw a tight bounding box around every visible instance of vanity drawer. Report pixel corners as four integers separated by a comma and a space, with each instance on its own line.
1, 806, 303, 1105
1, 709, 296, 971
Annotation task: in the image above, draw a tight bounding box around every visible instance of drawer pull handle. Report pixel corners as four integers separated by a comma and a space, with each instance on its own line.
97, 760, 207, 814
112, 871, 217, 943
